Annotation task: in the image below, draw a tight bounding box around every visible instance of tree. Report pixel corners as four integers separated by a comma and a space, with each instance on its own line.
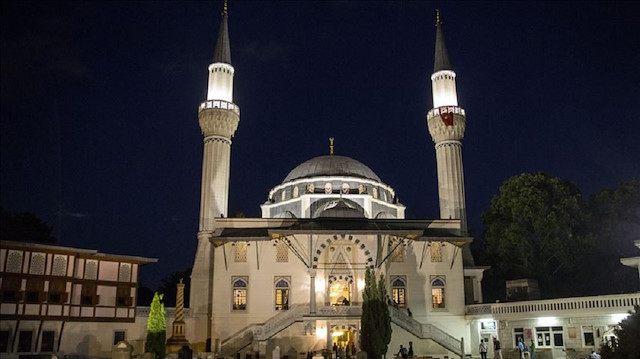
158, 267, 192, 307
145, 292, 166, 359
360, 267, 391, 358
0, 208, 55, 243
581, 178, 640, 295
481, 173, 592, 297
601, 305, 640, 359
588, 178, 640, 257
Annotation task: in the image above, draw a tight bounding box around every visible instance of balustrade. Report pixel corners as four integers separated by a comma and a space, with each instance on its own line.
199, 99, 240, 115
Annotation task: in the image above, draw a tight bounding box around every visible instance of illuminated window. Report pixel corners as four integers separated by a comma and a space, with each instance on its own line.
232, 277, 247, 310
276, 242, 288, 262
274, 277, 290, 310
391, 276, 407, 308
431, 242, 442, 262
431, 276, 445, 309
536, 326, 564, 347
234, 242, 247, 262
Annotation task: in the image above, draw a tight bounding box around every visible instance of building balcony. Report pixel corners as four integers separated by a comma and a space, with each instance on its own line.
427, 106, 465, 120
199, 99, 240, 116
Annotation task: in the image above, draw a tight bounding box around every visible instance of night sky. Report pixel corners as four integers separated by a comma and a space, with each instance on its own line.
2, 1, 639, 288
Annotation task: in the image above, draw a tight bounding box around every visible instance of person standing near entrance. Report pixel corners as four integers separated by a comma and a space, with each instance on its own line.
479, 339, 488, 359
517, 338, 525, 359
397, 345, 408, 359
492, 337, 502, 359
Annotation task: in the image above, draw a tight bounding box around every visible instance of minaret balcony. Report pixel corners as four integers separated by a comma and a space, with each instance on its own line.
199, 99, 240, 116
427, 106, 465, 120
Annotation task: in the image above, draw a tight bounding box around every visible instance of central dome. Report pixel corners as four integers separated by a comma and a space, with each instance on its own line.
283, 155, 381, 183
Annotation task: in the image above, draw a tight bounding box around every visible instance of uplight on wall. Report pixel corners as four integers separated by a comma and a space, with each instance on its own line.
537, 317, 558, 326
315, 277, 326, 293
611, 313, 630, 323
316, 320, 327, 339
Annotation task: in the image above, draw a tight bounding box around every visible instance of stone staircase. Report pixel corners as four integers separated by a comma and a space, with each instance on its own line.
389, 307, 464, 357
219, 305, 463, 358
220, 305, 309, 356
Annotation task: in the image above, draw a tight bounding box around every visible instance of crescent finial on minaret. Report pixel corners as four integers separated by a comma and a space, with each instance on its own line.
329, 137, 335, 156
435, 9, 441, 26
223, 0, 228, 16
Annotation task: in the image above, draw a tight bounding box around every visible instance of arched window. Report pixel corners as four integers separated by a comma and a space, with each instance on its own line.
274, 277, 290, 310
232, 277, 247, 310
391, 276, 407, 308
431, 276, 446, 309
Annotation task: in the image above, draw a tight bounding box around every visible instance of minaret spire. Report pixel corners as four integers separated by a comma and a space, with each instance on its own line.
213, 0, 231, 64
433, 9, 452, 72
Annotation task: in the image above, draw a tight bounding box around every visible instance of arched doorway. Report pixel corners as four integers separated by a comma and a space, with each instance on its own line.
330, 324, 359, 357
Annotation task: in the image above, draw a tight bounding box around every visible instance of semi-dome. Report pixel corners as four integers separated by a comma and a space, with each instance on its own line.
283, 155, 381, 183
314, 199, 365, 218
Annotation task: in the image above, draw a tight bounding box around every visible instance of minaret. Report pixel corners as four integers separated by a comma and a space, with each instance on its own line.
426, 10, 468, 234
191, 0, 239, 338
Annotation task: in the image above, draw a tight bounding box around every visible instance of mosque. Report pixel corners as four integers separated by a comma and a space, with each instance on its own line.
187, 3, 640, 358
189, 3, 483, 357
2, 3, 638, 359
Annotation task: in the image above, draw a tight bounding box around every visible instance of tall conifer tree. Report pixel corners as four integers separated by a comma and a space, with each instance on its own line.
145, 292, 166, 359
360, 267, 391, 358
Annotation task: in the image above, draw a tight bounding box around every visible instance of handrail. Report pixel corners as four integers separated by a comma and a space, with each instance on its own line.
389, 307, 463, 357
220, 304, 464, 358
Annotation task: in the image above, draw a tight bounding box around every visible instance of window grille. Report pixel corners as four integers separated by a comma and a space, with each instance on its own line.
51, 255, 67, 276
431, 242, 442, 262
6, 251, 23, 273
118, 263, 131, 282
29, 253, 46, 275
234, 242, 248, 262
84, 260, 98, 280
276, 242, 288, 262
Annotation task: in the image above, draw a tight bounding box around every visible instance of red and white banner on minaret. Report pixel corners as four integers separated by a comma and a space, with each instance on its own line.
439, 106, 454, 126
